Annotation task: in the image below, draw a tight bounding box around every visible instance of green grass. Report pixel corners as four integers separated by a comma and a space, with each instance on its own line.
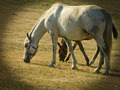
0, 0, 120, 90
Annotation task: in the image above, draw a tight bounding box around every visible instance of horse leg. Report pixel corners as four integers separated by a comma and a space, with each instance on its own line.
64, 38, 78, 70
65, 43, 77, 62
89, 45, 100, 66
65, 54, 71, 62
94, 50, 104, 73
103, 46, 110, 75
49, 33, 58, 68
76, 41, 89, 66
94, 37, 110, 75
101, 42, 110, 75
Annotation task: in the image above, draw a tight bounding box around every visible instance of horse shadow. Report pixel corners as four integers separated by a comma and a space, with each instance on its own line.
30, 62, 49, 67
31, 61, 120, 77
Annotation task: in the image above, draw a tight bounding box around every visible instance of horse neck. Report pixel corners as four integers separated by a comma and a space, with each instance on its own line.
30, 19, 46, 47
63, 42, 67, 49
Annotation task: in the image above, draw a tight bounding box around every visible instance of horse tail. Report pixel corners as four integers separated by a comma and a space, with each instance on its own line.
104, 11, 112, 57
112, 23, 118, 39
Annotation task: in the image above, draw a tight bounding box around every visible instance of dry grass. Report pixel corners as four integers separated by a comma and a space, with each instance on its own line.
0, 0, 120, 90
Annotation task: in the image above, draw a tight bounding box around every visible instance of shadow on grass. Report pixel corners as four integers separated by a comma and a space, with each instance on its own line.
109, 73, 120, 77
31, 62, 49, 67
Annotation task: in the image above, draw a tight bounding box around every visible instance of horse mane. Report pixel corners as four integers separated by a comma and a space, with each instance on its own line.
29, 9, 48, 38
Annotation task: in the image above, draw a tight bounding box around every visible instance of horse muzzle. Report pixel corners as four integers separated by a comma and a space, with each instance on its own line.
24, 59, 30, 63
23, 55, 31, 63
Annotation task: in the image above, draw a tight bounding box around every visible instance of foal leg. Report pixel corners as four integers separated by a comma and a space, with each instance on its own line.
64, 38, 78, 70
89, 45, 100, 66
94, 50, 104, 74
65, 43, 77, 62
49, 33, 58, 67
75, 41, 89, 66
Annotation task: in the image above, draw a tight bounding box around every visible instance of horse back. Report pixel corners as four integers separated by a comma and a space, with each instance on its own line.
44, 4, 109, 40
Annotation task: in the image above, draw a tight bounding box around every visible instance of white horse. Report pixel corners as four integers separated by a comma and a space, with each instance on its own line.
23, 3, 118, 75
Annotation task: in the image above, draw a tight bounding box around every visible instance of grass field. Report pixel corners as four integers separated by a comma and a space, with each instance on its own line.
0, 0, 120, 90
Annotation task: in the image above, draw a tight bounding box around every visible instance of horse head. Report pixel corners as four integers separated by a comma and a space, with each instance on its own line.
23, 33, 38, 63
58, 39, 68, 62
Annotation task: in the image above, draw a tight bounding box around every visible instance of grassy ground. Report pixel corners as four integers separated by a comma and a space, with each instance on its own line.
0, 0, 120, 90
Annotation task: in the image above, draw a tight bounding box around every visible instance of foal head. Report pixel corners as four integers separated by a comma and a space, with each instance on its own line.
58, 39, 68, 62
23, 33, 38, 63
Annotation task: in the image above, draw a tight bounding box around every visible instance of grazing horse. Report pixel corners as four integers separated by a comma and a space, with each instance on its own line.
58, 39, 91, 66
23, 3, 118, 75
57, 39, 68, 62
57, 39, 99, 66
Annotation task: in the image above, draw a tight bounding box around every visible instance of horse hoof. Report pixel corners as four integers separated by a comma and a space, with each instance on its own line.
94, 69, 100, 74
72, 66, 78, 70
86, 62, 89, 66
89, 60, 94, 66
65, 58, 69, 62
103, 72, 109, 75
49, 63, 55, 68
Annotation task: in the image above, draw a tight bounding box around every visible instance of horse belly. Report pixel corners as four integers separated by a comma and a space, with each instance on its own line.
58, 22, 90, 40
65, 28, 90, 41
58, 18, 90, 40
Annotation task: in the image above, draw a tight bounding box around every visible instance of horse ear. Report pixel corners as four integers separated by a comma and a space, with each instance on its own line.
57, 42, 61, 47
27, 33, 31, 40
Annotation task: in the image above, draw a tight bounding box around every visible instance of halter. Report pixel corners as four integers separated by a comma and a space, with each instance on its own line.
24, 41, 38, 56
